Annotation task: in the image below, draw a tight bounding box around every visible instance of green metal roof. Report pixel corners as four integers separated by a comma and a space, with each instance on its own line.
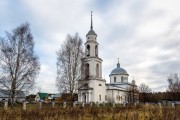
38, 93, 47, 100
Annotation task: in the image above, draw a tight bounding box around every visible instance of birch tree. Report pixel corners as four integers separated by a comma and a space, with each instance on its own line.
0, 23, 40, 106
56, 33, 84, 101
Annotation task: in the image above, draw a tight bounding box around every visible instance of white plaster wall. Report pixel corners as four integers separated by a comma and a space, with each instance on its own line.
106, 90, 128, 103
86, 58, 102, 78
110, 75, 128, 83
89, 79, 106, 103
87, 35, 97, 42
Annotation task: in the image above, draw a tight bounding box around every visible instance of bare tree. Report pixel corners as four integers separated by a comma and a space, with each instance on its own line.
56, 33, 84, 101
138, 83, 152, 103
0, 23, 40, 106
167, 73, 180, 101
126, 84, 139, 103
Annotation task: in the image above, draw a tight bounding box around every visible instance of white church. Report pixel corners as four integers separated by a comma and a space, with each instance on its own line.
78, 13, 138, 104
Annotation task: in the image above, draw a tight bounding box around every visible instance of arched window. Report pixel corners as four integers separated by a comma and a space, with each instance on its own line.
95, 45, 98, 57
121, 76, 123, 82
114, 77, 116, 82
85, 63, 89, 78
96, 64, 99, 78
87, 45, 90, 57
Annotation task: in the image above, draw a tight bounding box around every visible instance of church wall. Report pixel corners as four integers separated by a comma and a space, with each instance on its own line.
87, 35, 96, 42
87, 59, 102, 78
89, 80, 106, 103
106, 89, 128, 103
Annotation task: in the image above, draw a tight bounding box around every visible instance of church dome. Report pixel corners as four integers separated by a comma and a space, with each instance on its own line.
110, 62, 128, 76
86, 29, 97, 36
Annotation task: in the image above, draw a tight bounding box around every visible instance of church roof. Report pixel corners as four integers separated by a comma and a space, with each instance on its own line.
86, 29, 97, 36
110, 62, 128, 76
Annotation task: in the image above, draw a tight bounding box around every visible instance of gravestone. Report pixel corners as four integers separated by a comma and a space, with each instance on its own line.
39, 102, 42, 109
73, 102, 76, 108
96, 101, 99, 107
172, 103, 175, 108
63, 102, 66, 108
159, 103, 161, 109
103, 101, 105, 107
134, 102, 137, 106
123, 103, 126, 107
4, 101, 8, 110
52, 101, 55, 108
23, 101, 26, 110
82, 102, 84, 107
90, 102, 92, 107
113, 103, 115, 107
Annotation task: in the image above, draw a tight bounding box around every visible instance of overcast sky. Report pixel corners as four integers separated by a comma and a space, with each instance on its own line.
0, 0, 180, 93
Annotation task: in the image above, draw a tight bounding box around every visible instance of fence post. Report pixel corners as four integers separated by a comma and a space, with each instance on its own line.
90, 102, 92, 107
82, 102, 84, 107
103, 101, 105, 107
123, 103, 126, 107
63, 102, 66, 108
113, 102, 115, 107
172, 103, 175, 108
52, 101, 55, 108
135, 102, 137, 106
96, 101, 99, 107
158, 103, 161, 109
23, 101, 26, 110
73, 101, 76, 108
39, 101, 42, 109
4, 101, 8, 110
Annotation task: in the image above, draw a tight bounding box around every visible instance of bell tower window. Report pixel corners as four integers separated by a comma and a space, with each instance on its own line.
95, 45, 98, 57
85, 63, 89, 78
96, 64, 99, 78
87, 45, 90, 57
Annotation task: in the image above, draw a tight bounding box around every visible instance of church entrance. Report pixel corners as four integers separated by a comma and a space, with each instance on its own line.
82, 93, 87, 103
81, 92, 91, 103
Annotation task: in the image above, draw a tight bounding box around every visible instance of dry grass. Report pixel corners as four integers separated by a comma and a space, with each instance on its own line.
0, 103, 179, 120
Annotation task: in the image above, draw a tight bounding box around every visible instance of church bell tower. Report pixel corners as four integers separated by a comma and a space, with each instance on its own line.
84, 11, 103, 78
78, 12, 106, 103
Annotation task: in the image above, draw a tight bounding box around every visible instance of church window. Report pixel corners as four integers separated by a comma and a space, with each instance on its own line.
99, 84, 102, 86
99, 95, 101, 101
121, 76, 123, 82
105, 95, 107, 101
114, 77, 116, 82
87, 45, 90, 57
96, 64, 99, 78
88, 37, 90, 39
84, 84, 88, 87
95, 45, 98, 57
85, 63, 89, 78
116, 95, 120, 101
125, 95, 127, 101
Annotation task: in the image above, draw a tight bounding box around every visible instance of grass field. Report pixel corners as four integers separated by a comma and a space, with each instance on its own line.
0, 103, 179, 120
